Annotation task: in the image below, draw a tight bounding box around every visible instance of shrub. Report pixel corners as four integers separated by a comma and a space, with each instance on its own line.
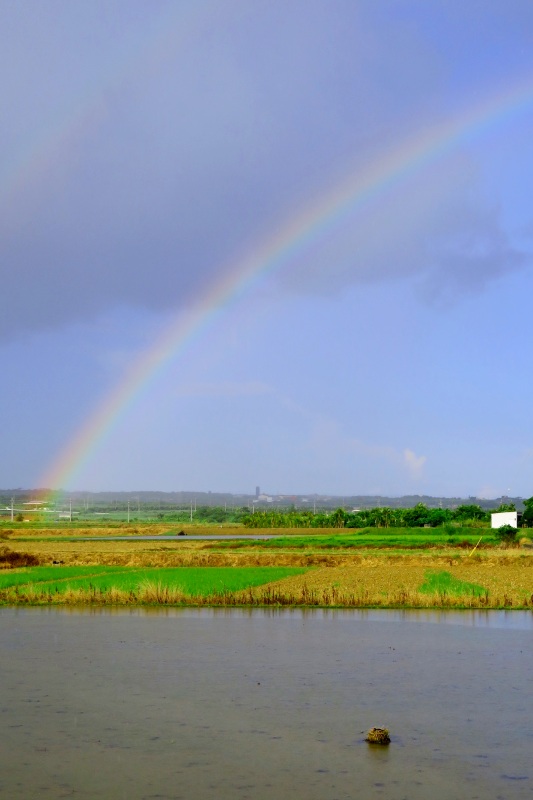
495, 524, 518, 543
0, 546, 41, 567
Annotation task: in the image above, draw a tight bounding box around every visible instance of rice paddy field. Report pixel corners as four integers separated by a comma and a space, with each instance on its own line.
1, 524, 532, 608
0, 565, 307, 604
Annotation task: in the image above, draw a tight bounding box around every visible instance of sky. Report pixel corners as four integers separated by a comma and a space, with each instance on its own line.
2, 0, 533, 498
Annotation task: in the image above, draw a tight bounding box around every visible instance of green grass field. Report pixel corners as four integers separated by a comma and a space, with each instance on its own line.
211, 529, 491, 549
0, 565, 308, 598
419, 570, 487, 597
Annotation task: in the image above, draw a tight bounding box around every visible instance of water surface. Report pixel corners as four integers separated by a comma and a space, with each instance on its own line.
1, 608, 532, 799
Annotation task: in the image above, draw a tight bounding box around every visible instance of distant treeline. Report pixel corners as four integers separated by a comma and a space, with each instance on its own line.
242, 502, 523, 529
157, 506, 250, 523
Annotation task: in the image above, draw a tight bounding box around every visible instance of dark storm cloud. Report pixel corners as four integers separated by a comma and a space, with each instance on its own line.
0, 0, 529, 341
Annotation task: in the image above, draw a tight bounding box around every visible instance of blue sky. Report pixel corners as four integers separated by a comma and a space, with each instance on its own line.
1, 0, 533, 497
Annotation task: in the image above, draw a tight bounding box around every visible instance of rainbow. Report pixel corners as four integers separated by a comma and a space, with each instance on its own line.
39, 73, 533, 492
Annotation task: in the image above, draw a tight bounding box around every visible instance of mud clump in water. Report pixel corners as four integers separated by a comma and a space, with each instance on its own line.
366, 727, 391, 745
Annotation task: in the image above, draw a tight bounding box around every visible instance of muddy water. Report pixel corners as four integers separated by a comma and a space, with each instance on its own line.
1, 608, 532, 800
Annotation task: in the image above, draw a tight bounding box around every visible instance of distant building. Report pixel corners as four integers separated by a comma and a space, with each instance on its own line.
491, 511, 522, 529
255, 486, 260, 498
258, 494, 273, 503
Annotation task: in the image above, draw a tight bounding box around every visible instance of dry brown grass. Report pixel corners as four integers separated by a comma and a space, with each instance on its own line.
2, 538, 351, 567
240, 561, 533, 608
6, 538, 532, 567
5, 524, 243, 538
3, 581, 531, 608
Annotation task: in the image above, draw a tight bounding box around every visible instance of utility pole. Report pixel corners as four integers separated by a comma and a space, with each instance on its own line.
127, 500, 130, 523
10, 498, 14, 522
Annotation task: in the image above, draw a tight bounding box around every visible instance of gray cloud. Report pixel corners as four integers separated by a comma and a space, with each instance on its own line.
0, 0, 529, 341
417, 207, 528, 306
279, 152, 528, 301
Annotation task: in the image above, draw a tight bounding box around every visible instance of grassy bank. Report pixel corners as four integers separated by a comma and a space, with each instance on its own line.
1, 558, 532, 609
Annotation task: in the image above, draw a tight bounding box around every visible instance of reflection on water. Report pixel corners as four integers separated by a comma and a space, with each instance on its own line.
1, 608, 532, 800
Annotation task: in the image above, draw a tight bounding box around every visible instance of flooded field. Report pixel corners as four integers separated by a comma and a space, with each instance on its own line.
1, 607, 532, 800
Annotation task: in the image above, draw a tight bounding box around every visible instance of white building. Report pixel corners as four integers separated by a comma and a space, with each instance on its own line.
490, 511, 521, 529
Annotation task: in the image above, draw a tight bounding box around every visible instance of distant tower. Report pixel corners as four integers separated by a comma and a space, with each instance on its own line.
255, 486, 260, 498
